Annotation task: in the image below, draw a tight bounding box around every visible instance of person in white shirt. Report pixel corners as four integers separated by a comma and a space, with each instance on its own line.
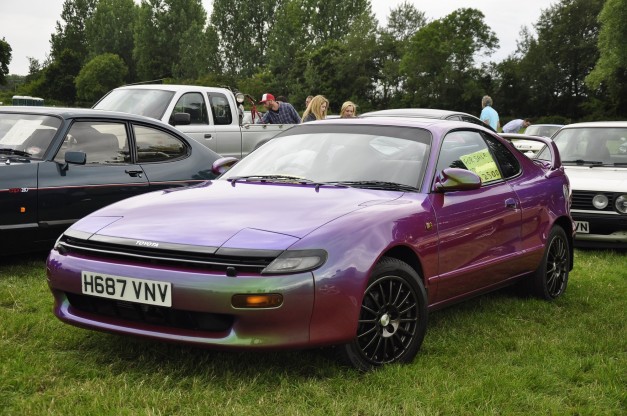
502, 118, 531, 133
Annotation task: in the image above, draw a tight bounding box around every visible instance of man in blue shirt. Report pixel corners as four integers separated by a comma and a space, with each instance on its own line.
480, 95, 500, 131
502, 118, 531, 133
257, 93, 301, 124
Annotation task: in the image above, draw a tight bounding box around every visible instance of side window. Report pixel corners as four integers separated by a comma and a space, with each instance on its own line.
482, 133, 521, 179
171, 92, 208, 125
436, 130, 502, 184
209, 93, 233, 125
134, 125, 187, 163
54, 121, 129, 165
461, 116, 485, 128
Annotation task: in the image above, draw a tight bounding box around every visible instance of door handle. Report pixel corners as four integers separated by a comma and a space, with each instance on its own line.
125, 169, 143, 178
204, 133, 212, 139
505, 198, 517, 209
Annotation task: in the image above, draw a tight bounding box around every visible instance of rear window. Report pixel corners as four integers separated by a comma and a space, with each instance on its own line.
94, 89, 175, 120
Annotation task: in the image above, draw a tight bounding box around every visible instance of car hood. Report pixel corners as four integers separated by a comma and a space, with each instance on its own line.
70, 180, 403, 250
564, 166, 627, 192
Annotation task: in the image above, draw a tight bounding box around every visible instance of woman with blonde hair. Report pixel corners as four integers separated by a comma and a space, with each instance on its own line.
340, 101, 357, 118
302, 95, 329, 122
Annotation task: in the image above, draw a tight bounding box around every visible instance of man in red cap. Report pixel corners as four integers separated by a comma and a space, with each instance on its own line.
257, 93, 301, 124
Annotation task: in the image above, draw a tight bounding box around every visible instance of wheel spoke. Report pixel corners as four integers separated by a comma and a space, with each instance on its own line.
545, 235, 568, 297
357, 324, 377, 338
355, 271, 424, 365
398, 302, 417, 316
361, 304, 378, 317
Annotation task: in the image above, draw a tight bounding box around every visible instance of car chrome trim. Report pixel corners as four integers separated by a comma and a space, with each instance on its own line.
571, 209, 619, 216
0, 222, 39, 230
88, 234, 219, 255
216, 247, 284, 258
56, 234, 277, 272
39, 219, 78, 227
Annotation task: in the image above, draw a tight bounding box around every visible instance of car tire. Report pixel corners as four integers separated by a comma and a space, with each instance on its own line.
338, 257, 428, 371
527, 226, 570, 300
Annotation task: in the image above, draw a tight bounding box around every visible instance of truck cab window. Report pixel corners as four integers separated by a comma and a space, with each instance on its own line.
209, 94, 233, 125
171, 92, 208, 125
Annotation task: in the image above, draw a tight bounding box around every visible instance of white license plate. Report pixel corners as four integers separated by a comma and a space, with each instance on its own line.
81, 271, 172, 307
575, 221, 589, 234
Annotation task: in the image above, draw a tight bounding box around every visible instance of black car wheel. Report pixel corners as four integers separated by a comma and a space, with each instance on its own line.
530, 226, 570, 300
339, 257, 428, 371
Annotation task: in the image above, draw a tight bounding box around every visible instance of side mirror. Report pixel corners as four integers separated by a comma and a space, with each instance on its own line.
434, 168, 481, 192
61, 151, 87, 171
212, 157, 239, 175
170, 112, 191, 126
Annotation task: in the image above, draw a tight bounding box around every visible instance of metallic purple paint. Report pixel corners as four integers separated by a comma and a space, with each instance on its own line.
47, 118, 574, 368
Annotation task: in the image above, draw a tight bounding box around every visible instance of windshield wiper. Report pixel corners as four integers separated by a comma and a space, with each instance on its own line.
0, 148, 31, 157
227, 175, 315, 185
326, 180, 419, 192
561, 159, 603, 165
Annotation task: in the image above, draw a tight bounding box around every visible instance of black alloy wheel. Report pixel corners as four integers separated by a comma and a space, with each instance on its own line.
339, 257, 428, 371
530, 226, 570, 300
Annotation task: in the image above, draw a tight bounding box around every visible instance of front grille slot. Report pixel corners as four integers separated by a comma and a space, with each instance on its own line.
66, 292, 233, 332
59, 236, 276, 273
571, 191, 615, 212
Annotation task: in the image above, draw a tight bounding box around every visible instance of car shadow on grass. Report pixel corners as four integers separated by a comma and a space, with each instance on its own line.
55, 285, 529, 378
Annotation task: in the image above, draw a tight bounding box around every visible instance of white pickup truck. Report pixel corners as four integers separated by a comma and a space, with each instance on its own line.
93, 84, 291, 158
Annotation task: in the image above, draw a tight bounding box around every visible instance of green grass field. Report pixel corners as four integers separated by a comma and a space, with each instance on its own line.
1, 249, 625, 415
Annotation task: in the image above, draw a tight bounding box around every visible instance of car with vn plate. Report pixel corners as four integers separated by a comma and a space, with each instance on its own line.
1, 107, 220, 255
537, 121, 627, 248
47, 117, 574, 370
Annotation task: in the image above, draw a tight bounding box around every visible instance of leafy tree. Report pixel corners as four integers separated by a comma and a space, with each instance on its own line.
210, 0, 285, 78
519, 0, 604, 119
75, 53, 128, 103
173, 23, 221, 80
385, 1, 426, 42
86, 0, 138, 81
376, 2, 426, 107
33, 49, 83, 104
585, 0, 627, 116
307, 0, 372, 44
264, 0, 376, 108
400, 8, 498, 112
0, 38, 12, 85
134, 0, 209, 81
265, 0, 308, 76
50, 0, 98, 63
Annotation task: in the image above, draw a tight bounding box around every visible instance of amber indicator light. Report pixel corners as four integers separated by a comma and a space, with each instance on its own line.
232, 294, 283, 308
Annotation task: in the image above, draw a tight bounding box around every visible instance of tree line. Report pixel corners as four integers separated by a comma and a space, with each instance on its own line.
0, 0, 625, 122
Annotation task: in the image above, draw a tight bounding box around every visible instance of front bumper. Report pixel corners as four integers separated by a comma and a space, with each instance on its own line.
572, 211, 627, 248
47, 249, 316, 349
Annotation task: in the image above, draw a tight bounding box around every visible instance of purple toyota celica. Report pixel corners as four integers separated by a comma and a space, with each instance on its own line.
47, 117, 574, 370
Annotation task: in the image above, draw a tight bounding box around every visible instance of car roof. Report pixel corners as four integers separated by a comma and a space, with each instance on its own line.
361, 108, 473, 119
0, 106, 168, 124
110, 84, 230, 93
292, 115, 495, 135
499, 132, 545, 139
560, 121, 627, 129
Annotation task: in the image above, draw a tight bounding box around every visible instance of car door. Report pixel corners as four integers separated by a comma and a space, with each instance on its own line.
133, 123, 205, 191
430, 130, 523, 302
207, 92, 244, 158
37, 120, 149, 239
170, 91, 217, 152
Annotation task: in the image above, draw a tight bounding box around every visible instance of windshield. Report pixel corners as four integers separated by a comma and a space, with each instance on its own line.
222, 125, 431, 188
537, 126, 627, 166
0, 113, 62, 159
525, 125, 561, 137
94, 89, 175, 119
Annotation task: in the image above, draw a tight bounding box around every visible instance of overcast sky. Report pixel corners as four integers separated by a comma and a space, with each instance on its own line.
1, 0, 555, 76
